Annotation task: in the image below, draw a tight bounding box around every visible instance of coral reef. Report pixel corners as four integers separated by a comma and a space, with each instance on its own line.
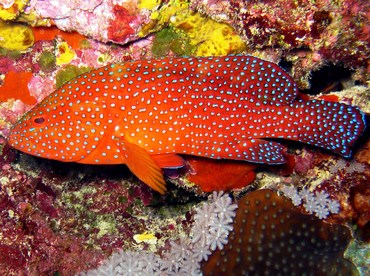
190, 0, 370, 88
0, 0, 369, 274
28, 0, 245, 52
84, 189, 360, 275
2, 0, 369, 86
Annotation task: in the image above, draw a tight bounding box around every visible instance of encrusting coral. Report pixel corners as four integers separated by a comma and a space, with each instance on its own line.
0, 21, 34, 51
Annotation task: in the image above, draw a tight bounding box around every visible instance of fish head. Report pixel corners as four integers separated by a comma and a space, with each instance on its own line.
8, 92, 110, 163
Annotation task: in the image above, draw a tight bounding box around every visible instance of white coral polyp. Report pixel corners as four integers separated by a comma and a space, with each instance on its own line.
281, 185, 341, 219
190, 192, 237, 255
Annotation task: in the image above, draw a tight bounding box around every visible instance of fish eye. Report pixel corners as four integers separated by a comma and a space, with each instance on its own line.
33, 117, 45, 124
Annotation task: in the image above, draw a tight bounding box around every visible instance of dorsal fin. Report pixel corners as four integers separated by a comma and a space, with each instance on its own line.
231, 56, 298, 105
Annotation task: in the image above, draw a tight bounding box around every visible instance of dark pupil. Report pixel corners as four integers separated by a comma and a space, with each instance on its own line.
34, 117, 45, 124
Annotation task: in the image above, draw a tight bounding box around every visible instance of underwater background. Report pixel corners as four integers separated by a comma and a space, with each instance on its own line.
0, 0, 369, 275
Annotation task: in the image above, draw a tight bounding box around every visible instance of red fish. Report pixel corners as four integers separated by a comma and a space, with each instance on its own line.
8, 56, 365, 194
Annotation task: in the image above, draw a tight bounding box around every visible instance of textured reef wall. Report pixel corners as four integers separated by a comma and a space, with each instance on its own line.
0, 0, 369, 275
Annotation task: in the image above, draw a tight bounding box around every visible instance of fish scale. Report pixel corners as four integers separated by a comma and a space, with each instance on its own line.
8, 55, 365, 194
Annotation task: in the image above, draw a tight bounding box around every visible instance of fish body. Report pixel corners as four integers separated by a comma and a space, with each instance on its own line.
8, 56, 365, 193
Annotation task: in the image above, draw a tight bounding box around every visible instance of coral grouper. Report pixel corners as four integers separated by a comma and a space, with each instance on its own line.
8, 56, 365, 194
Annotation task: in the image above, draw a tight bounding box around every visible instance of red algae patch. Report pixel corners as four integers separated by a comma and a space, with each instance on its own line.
33, 26, 88, 49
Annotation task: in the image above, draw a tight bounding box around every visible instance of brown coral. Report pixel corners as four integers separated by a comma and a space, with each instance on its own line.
202, 189, 358, 275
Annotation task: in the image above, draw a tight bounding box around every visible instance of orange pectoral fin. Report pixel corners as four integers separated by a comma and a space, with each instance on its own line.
118, 139, 166, 194
151, 153, 185, 168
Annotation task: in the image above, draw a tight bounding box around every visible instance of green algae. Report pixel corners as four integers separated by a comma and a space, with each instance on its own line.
55, 64, 91, 88
61, 186, 96, 215
38, 51, 56, 72
79, 39, 92, 50
61, 185, 118, 239
0, 47, 22, 59
152, 27, 194, 57
95, 214, 118, 238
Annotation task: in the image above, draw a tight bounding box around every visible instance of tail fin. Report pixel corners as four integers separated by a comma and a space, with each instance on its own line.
296, 100, 365, 157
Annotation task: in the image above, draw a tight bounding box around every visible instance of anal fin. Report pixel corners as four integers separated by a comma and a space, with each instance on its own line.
117, 139, 166, 194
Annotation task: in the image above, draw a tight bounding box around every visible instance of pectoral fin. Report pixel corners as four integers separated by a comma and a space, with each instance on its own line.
118, 139, 166, 194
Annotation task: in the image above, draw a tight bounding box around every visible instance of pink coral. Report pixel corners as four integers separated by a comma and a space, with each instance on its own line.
31, 0, 103, 18
30, 0, 152, 44
28, 74, 56, 102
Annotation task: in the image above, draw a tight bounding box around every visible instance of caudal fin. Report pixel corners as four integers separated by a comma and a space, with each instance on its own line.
297, 100, 365, 157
